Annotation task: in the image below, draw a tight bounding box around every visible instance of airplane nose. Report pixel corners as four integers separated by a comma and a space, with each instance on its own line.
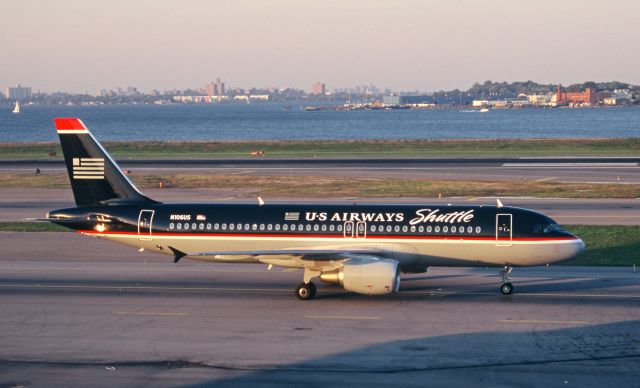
571, 236, 586, 257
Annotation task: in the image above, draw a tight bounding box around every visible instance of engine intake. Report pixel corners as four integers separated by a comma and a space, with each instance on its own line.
320, 259, 400, 296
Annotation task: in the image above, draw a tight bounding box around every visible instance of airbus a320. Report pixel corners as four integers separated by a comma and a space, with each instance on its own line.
45, 118, 585, 300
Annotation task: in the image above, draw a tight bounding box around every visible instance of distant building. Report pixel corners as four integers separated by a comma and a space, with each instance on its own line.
205, 78, 226, 97
5, 84, 32, 100
555, 84, 610, 105
312, 82, 326, 95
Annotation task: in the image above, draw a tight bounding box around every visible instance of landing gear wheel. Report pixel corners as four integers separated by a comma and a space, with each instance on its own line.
296, 282, 317, 300
500, 282, 514, 295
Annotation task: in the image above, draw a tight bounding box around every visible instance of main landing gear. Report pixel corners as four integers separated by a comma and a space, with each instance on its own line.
296, 282, 317, 300
499, 266, 514, 295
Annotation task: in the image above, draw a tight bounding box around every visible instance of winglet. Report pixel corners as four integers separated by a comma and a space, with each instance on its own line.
169, 246, 188, 263
54, 118, 88, 134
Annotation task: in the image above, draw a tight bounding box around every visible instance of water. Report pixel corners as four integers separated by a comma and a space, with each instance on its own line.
1, 103, 639, 142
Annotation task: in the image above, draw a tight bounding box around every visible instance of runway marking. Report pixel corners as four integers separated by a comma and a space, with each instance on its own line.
0, 283, 295, 293
535, 177, 557, 182
305, 315, 381, 321
114, 311, 190, 316
503, 163, 638, 167
402, 290, 640, 299
499, 319, 588, 325
1, 284, 639, 299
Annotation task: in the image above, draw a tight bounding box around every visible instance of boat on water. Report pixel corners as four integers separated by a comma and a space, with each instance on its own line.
479, 108, 490, 113
12, 101, 20, 113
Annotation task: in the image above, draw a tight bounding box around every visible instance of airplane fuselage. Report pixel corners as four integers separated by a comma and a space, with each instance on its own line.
49, 202, 584, 270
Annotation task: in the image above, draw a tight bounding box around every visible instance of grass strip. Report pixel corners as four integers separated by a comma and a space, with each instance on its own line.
562, 225, 640, 266
0, 223, 637, 266
2, 173, 637, 198
1, 138, 639, 159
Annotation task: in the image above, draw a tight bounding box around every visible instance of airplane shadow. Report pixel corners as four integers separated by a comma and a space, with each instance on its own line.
177, 320, 640, 387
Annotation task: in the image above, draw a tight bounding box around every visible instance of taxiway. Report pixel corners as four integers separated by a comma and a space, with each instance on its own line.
0, 232, 638, 387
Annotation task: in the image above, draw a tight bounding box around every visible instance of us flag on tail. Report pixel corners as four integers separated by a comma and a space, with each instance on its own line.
72, 157, 105, 180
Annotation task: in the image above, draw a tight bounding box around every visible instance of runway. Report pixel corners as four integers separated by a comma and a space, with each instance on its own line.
2, 156, 639, 184
0, 232, 639, 387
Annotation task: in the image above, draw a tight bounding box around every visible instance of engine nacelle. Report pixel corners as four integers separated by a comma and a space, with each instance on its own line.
320, 259, 400, 296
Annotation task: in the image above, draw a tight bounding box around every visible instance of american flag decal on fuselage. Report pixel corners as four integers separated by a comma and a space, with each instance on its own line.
284, 212, 300, 221
72, 158, 105, 180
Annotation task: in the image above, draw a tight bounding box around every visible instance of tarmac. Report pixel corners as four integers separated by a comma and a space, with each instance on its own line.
1, 157, 639, 386
0, 232, 639, 387
2, 157, 639, 184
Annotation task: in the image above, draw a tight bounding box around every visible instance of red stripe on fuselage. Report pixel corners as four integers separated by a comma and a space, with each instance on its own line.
77, 230, 578, 242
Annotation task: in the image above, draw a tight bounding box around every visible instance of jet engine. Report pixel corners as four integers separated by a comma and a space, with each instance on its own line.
320, 259, 400, 295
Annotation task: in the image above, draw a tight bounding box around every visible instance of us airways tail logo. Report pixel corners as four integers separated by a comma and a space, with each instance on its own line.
72, 158, 105, 180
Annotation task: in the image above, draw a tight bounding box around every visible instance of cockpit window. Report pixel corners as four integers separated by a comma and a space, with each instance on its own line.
533, 223, 564, 234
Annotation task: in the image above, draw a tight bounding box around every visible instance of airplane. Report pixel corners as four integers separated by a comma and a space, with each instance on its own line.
45, 118, 585, 300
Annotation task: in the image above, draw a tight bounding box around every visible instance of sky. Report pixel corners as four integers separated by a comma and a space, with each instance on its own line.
1, 0, 639, 94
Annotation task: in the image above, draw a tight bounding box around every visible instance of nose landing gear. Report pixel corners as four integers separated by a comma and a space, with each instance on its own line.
499, 266, 513, 295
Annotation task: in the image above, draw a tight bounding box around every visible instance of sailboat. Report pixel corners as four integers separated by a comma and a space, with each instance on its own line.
12, 101, 20, 114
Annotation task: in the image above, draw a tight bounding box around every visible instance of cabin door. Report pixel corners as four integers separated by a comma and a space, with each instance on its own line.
356, 221, 367, 238
138, 210, 154, 241
496, 214, 512, 246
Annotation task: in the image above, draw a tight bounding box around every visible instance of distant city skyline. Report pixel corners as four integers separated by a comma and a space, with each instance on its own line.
2, 1, 639, 93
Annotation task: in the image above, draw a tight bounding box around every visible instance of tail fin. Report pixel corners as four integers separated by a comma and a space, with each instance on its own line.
54, 118, 156, 206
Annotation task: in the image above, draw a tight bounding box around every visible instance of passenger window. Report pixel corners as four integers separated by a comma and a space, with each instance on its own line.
370, 225, 376, 232
176, 223, 182, 230
451, 226, 456, 233
275, 224, 280, 231
475, 226, 481, 234
229, 224, 235, 231
427, 225, 432, 233
443, 226, 449, 233
244, 224, 250, 230
192, 223, 197, 230
184, 223, 189, 230
410, 226, 416, 233
394, 225, 400, 232
169, 223, 174, 230
434, 226, 440, 233
259, 224, 265, 231
252, 224, 257, 231
283, 224, 288, 231
386, 225, 392, 232
467, 226, 472, 233
313, 224, 319, 231
321, 224, 327, 232
419, 226, 424, 233
306, 224, 311, 231
329, 225, 335, 232
206, 223, 211, 230
267, 224, 272, 231
337, 225, 343, 232
402, 226, 408, 232
199, 223, 204, 230
221, 223, 227, 230
214, 223, 219, 230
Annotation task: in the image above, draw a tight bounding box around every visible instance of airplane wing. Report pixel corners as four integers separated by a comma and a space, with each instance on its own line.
168, 246, 383, 263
